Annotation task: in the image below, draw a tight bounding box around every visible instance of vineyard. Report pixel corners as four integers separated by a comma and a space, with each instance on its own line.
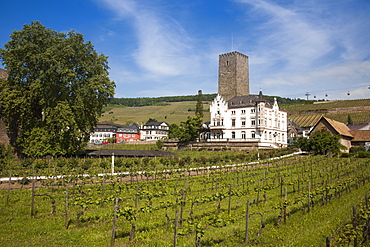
289, 111, 370, 128
281, 98, 370, 113
1, 152, 370, 246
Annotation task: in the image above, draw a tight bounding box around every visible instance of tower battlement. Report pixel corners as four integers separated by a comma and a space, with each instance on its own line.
219, 51, 249, 59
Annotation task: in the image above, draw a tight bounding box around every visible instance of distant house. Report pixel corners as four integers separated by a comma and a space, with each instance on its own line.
350, 130, 370, 149
89, 122, 124, 144
140, 121, 169, 140
310, 116, 353, 152
287, 119, 309, 145
116, 123, 140, 143
347, 118, 370, 131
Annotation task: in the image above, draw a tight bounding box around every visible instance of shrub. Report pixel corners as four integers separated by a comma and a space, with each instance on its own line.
357, 151, 370, 158
350, 146, 366, 153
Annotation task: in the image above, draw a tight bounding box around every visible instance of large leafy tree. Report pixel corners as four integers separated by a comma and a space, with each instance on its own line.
168, 116, 202, 144
309, 129, 346, 155
0, 21, 115, 156
295, 129, 346, 156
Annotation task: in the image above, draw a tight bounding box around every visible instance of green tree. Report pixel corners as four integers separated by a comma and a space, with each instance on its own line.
195, 89, 204, 118
170, 116, 202, 144
0, 21, 115, 157
168, 123, 181, 139
309, 129, 346, 155
347, 114, 353, 124
294, 137, 311, 151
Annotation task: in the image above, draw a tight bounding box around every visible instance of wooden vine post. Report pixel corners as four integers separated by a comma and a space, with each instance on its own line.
180, 188, 185, 226
135, 185, 139, 215
245, 200, 250, 243
284, 187, 287, 223
352, 205, 357, 247
111, 197, 119, 247
307, 182, 311, 213
65, 186, 69, 229
174, 211, 178, 247
228, 184, 232, 216
30, 177, 35, 217
6, 171, 11, 205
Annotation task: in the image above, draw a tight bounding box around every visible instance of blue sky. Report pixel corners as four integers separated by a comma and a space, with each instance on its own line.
1, 0, 370, 100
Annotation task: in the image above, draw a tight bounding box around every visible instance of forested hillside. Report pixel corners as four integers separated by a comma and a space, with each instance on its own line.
109, 94, 308, 107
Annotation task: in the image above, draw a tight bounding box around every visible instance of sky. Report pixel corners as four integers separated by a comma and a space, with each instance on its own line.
1, 0, 370, 101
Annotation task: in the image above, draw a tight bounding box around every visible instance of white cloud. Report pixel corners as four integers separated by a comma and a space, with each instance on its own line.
237, 0, 332, 70
98, 0, 200, 77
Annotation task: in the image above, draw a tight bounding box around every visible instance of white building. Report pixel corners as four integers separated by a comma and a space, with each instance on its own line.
140, 121, 169, 140
208, 51, 288, 148
209, 92, 287, 148
89, 122, 123, 144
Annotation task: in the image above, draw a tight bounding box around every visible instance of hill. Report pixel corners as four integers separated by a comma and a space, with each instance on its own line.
284, 99, 370, 127
100, 101, 211, 125
100, 97, 370, 127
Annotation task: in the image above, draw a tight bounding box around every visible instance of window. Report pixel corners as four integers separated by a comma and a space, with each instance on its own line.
232, 132, 235, 138
251, 120, 256, 126
241, 118, 246, 126
232, 119, 236, 127
251, 109, 256, 113
231, 110, 236, 115
241, 131, 246, 139
241, 110, 246, 114
251, 131, 256, 138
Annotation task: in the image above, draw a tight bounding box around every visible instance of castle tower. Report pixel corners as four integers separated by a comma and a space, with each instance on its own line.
218, 51, 249, 101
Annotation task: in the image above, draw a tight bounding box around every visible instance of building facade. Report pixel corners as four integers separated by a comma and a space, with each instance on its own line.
90, 122, 123, 144
140, 121, 169, 140
116, 123, 140, 143
209, 51, 288, 148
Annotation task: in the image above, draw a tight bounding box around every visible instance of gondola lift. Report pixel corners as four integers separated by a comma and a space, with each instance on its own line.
347, 91, 350, 96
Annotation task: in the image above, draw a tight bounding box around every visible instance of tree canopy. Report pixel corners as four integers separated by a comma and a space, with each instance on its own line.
169, 115, 202, 144
195, 89, 204, 118
0, 21, 115, 157
294, 129, 346, 156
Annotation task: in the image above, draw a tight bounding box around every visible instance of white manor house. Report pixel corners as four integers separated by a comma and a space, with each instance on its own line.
208, 51, 287, 148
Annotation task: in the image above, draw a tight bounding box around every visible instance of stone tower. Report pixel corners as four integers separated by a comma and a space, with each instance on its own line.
218, 51, 249, 101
